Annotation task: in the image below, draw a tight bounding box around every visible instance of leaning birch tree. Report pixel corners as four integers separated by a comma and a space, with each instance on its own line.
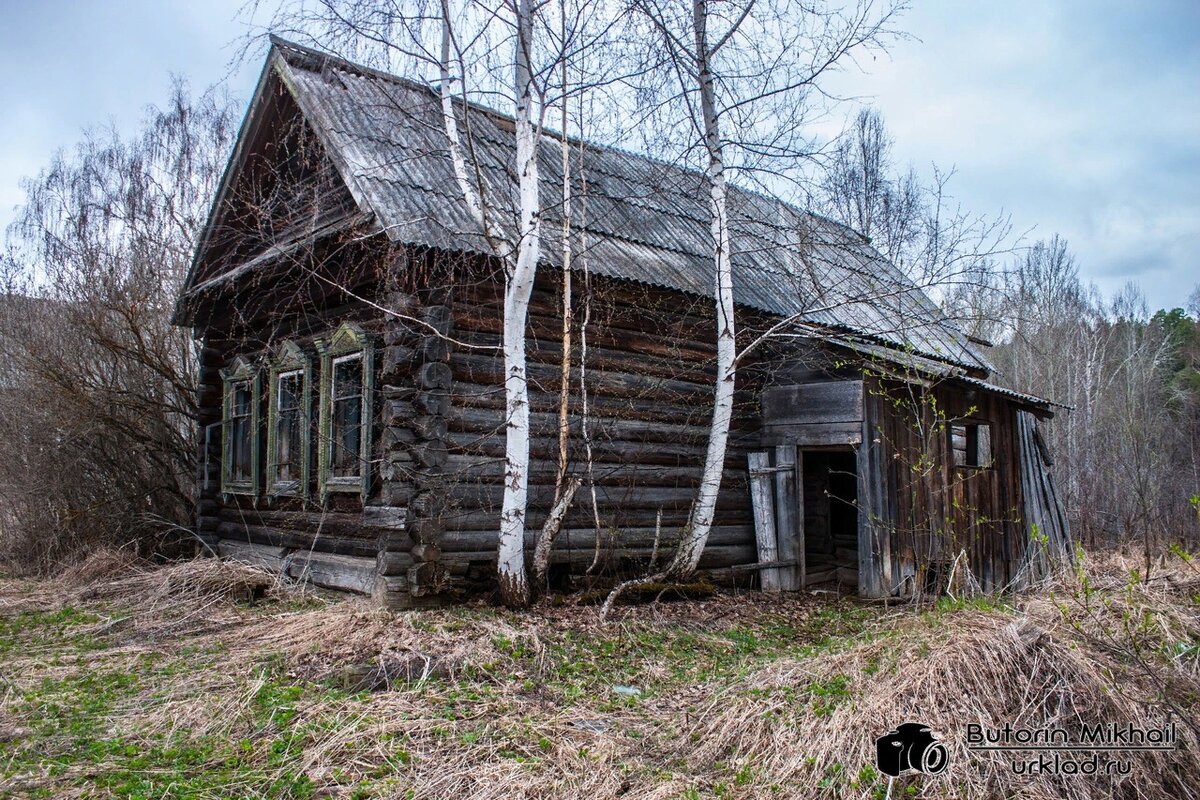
604, 0, 902, 612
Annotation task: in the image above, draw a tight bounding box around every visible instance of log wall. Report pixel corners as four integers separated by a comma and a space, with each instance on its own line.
192, 237, 431, 607
437, 270, 766, 585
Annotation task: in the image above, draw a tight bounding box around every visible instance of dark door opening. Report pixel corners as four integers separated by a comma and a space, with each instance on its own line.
802, 449, 859, 589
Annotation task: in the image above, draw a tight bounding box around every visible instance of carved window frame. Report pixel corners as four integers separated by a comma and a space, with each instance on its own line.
220, 356, 262, 498
266, 341, 313, 500
317, 323, 374, 501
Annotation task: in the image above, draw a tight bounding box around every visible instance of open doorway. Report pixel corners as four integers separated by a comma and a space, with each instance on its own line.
802, 449, 859, 589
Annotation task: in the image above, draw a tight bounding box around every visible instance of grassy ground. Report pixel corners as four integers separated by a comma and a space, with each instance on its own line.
0, 552, 1197, 799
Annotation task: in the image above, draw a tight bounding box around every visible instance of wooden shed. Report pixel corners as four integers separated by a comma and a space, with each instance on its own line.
174, 39, 1070, 608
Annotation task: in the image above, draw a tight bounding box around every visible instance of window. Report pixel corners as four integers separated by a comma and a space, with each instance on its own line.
275, 371, 304, 481
266, 341, 312, 498
951, 422, 992, 468
221, 357, 261, 496
229, 382, 254, 481
318, 323, 373, 500
331, 355, 364, 478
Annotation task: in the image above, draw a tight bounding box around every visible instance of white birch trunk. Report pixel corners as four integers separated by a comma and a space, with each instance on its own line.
439, 0, 489, 240
662, 0, 736, 578
605, 0, 735, 617
497, 0, 540, 607
441, 0, 537, 606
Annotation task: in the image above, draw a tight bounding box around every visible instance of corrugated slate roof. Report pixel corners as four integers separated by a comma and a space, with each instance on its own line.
236, 38, 994, 374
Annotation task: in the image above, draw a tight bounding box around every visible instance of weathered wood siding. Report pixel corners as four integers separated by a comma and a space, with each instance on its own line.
192, 239, 1063, 604
192, 236, 409, 602
858, 377, 1029, 596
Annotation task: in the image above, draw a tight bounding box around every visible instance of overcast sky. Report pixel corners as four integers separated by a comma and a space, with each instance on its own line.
1, 1, 1196, 311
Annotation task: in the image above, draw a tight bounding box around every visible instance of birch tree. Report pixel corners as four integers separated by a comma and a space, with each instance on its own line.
263, 0, 625, 605
603, 0, 901, 612
429, 0, 544, 605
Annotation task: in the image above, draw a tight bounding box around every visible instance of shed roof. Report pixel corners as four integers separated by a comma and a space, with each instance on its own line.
182, 37, 993, 376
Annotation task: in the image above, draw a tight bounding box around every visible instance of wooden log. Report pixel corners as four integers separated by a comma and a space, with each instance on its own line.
720, 558, 797, 573
217, 539, 288, 573
216, 522, 379, 558
748, 452, 782, 592
441, 507, 731, 532
376, 550, 416, 576
217, 508, 378, 540
446, 431, 751, 469
362, 505, 407, 529
437, 524, 753, 552
373, 574, 450, 610
443, 452, 745, 486
452, 304, 719, 364
451, 351, 714, 404
452, 380, 757, 428
448, 406, 712, 446
445, 482, 750, 515
440, 544, 757, 575
288, 552, 377, 595
451, 327, 718, 384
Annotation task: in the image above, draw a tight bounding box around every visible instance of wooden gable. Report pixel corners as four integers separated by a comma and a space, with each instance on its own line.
179, 59, 361, 312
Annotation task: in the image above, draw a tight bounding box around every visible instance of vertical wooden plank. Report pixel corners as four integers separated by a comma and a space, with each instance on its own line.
857, 393, 881, 598
773, 445, 800, 590
1016, 411, 1047, 585
748, 452, 782, 591
797, 450, 806, 588
856, 435, 877, 597
874, 403, 892, 595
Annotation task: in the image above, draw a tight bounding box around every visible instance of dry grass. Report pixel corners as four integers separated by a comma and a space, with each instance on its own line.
0, 549, 1197, 799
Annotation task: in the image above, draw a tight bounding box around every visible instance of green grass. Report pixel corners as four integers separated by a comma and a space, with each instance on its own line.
1, 648, 334, 799
0, 606, 103, 654
0, 579, 1041, 799
0, 601, 352, 799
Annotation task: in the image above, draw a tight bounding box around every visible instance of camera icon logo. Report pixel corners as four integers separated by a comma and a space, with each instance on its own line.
875, 722, 949, 777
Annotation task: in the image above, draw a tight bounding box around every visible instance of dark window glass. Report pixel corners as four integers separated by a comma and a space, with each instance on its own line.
230, 381, 253, 483
951, 422, 992, 468
331, 356, 363, 478
969, 423, 992, 467
275, 371, 303, 483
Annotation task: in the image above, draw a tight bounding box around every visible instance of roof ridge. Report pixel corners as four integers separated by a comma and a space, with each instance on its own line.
267, 36, 866, 241
264, 35, 990, 374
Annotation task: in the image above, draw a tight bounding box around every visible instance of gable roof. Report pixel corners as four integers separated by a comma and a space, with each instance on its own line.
180, 37, 993, 376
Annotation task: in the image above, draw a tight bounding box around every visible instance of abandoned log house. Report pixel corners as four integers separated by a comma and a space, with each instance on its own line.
174, 38, 1070, 609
